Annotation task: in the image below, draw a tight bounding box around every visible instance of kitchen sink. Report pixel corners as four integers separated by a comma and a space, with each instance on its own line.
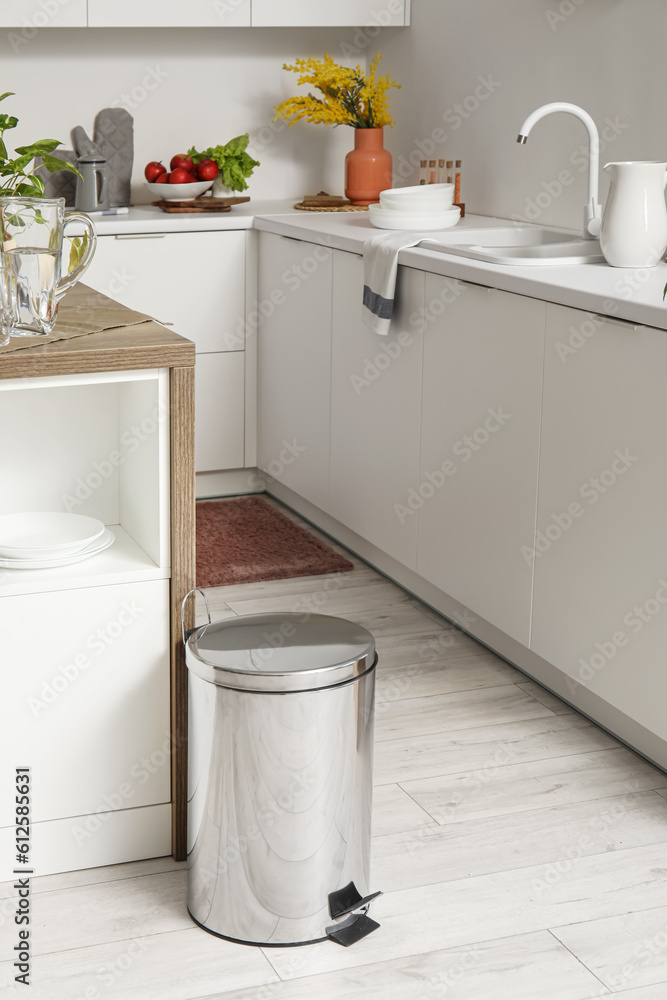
422, 226, 605, 265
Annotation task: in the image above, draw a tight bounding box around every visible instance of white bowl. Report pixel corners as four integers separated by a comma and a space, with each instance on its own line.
369, 204, 461, 231
372, 205, 459, 221
145, 180, 214, 202
380, 194, 455, 212
383, 183, 454, 197
380, 183, 454, 212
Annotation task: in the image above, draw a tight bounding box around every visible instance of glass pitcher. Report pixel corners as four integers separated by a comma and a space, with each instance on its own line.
0, 196, 97, 336
0, 265, 11, 347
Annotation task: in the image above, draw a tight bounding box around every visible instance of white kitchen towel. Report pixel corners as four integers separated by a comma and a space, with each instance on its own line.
362, 232, 426, 335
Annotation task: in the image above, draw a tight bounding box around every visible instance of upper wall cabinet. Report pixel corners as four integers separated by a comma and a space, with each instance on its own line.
87, 0, 251, 27
251, 0, 409, 26
0, 0, 87, 26
1, 0, 409, 29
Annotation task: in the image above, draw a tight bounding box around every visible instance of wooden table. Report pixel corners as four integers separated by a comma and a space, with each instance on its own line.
0, 285, 196, 863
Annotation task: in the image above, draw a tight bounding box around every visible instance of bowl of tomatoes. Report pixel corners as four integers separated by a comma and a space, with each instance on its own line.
144, 154, 219, 201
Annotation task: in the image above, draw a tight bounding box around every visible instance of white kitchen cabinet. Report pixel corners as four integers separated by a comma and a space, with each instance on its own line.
0, 0, 87, 26
329, 250, 424, 569
85, 230, 247, 473
257, 233, 333, 511
87, 0, 250, 27
86, 231, 246, 356
531, 304, 667, 742
251, 0, 409, 26
195, 351, 245, 471
0, 365, 176, 877
416, 277, 545, 646
0, 581, 170, 828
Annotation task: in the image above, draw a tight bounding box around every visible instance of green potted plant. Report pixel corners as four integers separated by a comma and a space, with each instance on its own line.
0, 91, 87, 274
0, 91, 79, 197
187, 134, 259, 198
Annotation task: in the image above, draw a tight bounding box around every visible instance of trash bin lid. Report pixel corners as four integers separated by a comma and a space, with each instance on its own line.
185, 613, 376, 692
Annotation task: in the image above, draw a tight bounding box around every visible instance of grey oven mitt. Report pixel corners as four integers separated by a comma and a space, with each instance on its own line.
93, 108, 134, 206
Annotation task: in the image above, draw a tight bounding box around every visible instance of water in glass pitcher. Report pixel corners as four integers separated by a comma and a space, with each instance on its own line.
6, 246, 59, 334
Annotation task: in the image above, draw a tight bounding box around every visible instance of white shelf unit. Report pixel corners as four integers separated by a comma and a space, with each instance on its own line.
0, 368, 170, 597
0, 367, 173, 877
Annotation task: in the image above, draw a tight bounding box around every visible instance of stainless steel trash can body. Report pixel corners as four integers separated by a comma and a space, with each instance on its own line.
185, 612, 376, 946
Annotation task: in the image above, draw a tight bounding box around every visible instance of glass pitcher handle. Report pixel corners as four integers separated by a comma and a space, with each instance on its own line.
55, 211, 97, 301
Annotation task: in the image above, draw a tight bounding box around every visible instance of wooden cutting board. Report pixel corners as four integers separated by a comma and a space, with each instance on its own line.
151, 195, 250, 213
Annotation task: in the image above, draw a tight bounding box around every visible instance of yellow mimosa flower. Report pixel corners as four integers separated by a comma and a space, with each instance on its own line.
274, 52, 400, 129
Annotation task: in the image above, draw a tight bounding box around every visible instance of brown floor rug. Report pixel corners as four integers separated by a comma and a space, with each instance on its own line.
196, 496, 354, 588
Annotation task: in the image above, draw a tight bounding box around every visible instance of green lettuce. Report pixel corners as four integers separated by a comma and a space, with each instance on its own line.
187, 134, 260, 193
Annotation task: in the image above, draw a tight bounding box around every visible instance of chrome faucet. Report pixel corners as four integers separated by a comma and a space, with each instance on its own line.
517, 102, 602, 239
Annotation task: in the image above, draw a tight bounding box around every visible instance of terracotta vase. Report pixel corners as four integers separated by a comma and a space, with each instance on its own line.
344, 128, 393, 206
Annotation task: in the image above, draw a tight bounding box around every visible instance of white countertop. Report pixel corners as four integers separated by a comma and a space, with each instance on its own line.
88, 200, 290, 235
88, 201, 667, 332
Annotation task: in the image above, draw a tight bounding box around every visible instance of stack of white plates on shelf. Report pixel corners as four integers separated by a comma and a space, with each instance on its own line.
369, 182, 461, 231
0, 512, 115, 569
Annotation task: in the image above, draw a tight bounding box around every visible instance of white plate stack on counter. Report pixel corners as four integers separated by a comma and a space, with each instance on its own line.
369, 183, 461, 231
0, 512, 115, 569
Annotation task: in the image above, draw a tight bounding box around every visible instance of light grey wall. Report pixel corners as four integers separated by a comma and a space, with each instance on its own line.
0, 26, 386, 201
380, 0, 666, 231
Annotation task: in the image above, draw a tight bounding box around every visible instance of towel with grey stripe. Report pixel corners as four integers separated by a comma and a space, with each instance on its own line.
362, 232, 427, 335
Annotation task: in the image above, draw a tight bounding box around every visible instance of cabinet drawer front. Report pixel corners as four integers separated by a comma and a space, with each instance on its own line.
0, 581, 171, 828
85, 231, 246, 355
252, 0, 406, 25
88, 0, 250, 26
195, 351, 245, 471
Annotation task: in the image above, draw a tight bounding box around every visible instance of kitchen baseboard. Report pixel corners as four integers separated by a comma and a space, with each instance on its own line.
0, 803, 171, 879
264, 475, 667, 777
196, 468, 263, 499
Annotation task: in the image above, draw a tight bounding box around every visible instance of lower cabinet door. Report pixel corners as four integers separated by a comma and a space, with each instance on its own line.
195, 351, 245, 472
531, 304, 667, 742
416, 277, 545, 645
0, 580, 171, 840
329, 251, 425, 569
257, 233, 333, 510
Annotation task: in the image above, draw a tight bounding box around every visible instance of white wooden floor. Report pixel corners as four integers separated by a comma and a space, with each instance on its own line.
3, 499, 667, 999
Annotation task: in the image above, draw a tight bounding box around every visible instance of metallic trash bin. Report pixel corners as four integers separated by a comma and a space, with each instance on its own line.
183, 599, 377, 946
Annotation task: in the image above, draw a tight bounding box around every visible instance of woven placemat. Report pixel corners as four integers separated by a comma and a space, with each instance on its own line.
0, 284, 153, 355
294, 202, 369, 212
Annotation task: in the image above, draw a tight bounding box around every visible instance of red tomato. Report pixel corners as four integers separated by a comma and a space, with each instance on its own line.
169, 168, 196, 184
197, 159, 219, 181
170, 154, 194, 173
144, 161, 167, 182
155, 173, 169, 184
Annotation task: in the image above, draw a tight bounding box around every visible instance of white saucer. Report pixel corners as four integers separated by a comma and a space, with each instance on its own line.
0, 527, 115, 569
0, 511, 105, 559
369, 204, 461, 231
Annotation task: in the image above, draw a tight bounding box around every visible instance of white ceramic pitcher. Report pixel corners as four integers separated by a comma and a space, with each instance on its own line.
600, 161, 667, 267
